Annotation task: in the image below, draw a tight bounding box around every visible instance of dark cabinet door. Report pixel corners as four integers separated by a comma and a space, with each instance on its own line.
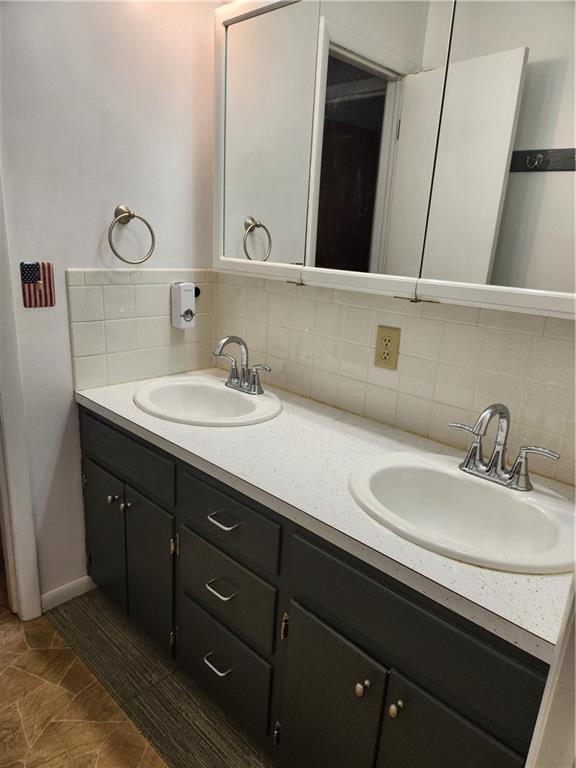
377, 671, 525, 768
125, 486, 174, 654
83, 459, 127, 612
280, 602, 388, 768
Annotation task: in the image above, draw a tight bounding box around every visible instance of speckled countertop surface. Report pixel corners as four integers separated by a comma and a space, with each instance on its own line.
75, 370, 574, 662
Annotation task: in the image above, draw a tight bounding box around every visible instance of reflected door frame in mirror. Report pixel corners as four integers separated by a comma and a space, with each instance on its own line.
214, 0, 418, 298
305, 16, 412, 275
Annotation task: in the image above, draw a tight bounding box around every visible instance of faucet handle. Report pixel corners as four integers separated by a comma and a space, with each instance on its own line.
214, 353, 238, 380
449, 422, 478, 436
449, 422, 485, 471
508, 446, 560, 491
248, 364, 271, 395
516, 446, 560, 462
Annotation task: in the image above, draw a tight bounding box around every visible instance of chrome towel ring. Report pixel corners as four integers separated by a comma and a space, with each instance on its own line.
108, 205, 156, 265
243, 216, 272, 261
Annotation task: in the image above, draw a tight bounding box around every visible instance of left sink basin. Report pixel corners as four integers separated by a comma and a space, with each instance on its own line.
134, 374, 282, 427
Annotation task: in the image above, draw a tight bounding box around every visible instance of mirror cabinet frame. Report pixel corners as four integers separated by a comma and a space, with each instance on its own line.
213, 0, 575, 320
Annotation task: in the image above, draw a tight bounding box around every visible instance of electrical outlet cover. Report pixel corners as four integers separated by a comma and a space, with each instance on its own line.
374, 325, 400, 370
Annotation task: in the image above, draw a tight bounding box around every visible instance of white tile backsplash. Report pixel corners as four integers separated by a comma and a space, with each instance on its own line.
67, 269, 213, 390
72, 355, 107, 390
68, 286, 104, 321
105, 319, 137, 353
85, 269, 131, 286
70, 321, 105, 357
134, 284, 171, 317
212, 272, 575, 484
66, 268, 575, 484
316, 301, 344, 338
399, 355, 438, 400
364, 384, 397, 424
434, 363, 476, 409
135, 316, 168, 349
342, 305, 372, 344
103, 285, 135, 320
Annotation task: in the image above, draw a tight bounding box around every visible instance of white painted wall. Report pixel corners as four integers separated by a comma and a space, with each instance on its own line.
0, 145, 42, 618
0, 1, 216, 597
447, 0, 574, 292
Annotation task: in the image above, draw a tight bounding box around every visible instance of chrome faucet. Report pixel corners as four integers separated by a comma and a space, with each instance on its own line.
213, 335, 271, 395
450, 403, 559, 491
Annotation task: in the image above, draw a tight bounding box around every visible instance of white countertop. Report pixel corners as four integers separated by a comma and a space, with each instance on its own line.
75, 369, 574, 662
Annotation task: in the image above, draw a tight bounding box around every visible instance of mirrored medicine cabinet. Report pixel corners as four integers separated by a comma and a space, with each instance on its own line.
214, 0, 575, 318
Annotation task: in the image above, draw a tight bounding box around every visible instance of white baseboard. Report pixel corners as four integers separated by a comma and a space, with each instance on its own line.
41, 574, 96, 612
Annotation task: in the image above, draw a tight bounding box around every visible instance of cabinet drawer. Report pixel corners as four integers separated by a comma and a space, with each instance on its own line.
81, 413, 175, 507
289, 535, 545, 756
177, 596, 272, 742
179, 528, 277, 654
178, 467, 281, 575
377, 671, 524, 768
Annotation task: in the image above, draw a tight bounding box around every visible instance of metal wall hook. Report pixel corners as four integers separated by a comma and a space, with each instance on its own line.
108, 204, 156, 264
243, 216, 272, 261
526, 153, 544, 170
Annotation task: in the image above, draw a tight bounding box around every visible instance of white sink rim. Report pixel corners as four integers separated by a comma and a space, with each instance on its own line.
133, 374, 282, 427
348, 452, 574, 574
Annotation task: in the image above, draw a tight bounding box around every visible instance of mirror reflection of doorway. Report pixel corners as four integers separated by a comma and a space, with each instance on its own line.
315, 52, 392, 272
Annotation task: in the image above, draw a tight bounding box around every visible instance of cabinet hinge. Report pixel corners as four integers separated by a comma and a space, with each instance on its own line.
280, 612, 289, 641
169, 627, 178, 648
81, 473, 87, 490
170, 534, 179, 556
273, 720, 281, 747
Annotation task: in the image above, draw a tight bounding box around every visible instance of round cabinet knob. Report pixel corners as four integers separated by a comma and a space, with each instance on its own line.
354, 680, 371, 698
387, 700, 404, 719
119, 502, 131, 513
106, 494, 119, 505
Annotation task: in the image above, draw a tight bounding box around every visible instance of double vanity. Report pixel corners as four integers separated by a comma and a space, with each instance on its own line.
75, 352, 574, 768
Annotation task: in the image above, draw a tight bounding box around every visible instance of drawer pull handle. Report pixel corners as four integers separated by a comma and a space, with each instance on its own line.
388, 700, 404, 719
203, 652, 232, 678
205, 579, 237, 602
207, 510, 240, 532
106, 494, 119, 505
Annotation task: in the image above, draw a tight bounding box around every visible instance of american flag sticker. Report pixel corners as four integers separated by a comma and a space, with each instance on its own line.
20, 261, 56, 308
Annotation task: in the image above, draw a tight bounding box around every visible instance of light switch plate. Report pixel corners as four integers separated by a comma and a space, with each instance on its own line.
374, 325, 401, 369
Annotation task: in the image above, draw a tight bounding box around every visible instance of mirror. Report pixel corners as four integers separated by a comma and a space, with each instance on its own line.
220, 0, 574, 307
420, 0, 575, 293
223, 1, 454, 277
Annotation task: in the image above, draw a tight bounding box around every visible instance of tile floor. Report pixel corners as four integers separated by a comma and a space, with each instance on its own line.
0, 607, 167, 767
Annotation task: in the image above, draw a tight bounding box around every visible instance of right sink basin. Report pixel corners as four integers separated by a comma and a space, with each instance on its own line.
348, 452, 574, 574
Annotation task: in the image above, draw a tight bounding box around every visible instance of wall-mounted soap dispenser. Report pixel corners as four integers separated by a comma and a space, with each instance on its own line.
171, 282, 198, 329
